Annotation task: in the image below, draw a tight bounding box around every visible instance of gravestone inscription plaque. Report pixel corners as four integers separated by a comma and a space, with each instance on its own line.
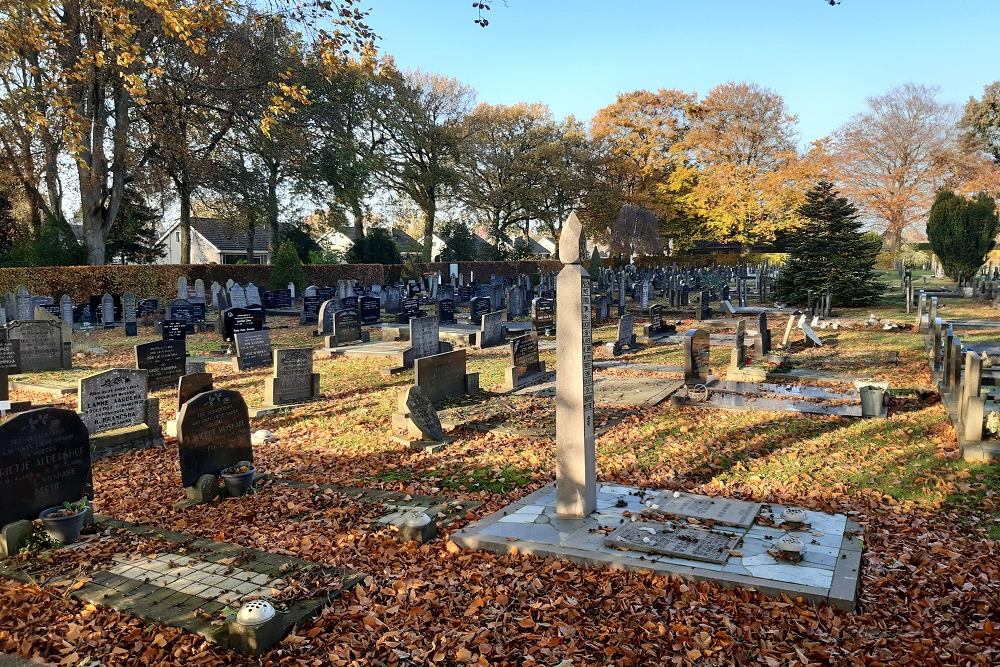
176, 389, 252, 487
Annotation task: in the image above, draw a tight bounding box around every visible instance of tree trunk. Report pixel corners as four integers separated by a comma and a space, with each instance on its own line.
421, 190, 435, 262
178, 176, 192, 264
351, 201, 365, 240
247, 219, 256, 264
267, 161, 279, 257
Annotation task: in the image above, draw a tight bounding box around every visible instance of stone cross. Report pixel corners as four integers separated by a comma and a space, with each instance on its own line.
555, 212, 596, 518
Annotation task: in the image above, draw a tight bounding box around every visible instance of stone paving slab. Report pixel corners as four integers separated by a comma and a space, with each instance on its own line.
688, 380, 886, 418
1, 517, 363, 654
452, 483, 863, 610
513, 375, 683, 407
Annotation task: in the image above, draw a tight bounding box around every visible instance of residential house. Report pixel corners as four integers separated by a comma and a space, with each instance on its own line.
156, 218, 269, 264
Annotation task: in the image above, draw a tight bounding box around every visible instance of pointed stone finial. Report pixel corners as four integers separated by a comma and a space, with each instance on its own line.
559, 211, 586, 265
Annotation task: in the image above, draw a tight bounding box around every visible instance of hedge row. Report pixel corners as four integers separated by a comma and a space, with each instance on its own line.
0, 261, 563, 301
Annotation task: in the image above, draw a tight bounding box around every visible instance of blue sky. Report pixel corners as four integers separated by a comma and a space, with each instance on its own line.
365, 0, 999, 147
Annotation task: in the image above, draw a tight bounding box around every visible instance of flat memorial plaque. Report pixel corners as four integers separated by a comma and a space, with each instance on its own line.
642, 492, 761, 528
604, 521, 740, 564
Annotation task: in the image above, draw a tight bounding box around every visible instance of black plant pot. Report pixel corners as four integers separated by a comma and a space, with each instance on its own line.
39, 507, 87, 544
221, 466, 256, 497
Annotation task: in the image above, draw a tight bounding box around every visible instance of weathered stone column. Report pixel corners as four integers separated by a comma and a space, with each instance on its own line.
555, 212, 596, 518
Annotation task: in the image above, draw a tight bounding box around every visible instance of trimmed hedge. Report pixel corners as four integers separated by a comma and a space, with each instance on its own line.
0, 261, 562, 301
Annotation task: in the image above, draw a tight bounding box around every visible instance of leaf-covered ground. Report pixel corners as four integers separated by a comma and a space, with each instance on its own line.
2, 271, 999, 665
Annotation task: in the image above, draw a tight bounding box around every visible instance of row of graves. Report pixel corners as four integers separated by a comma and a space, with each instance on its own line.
452, 215, 865, 611
922, 295, 1000, 463
0, 241, 884, 654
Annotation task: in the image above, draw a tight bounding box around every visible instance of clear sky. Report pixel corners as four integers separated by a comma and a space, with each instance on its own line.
364, 0, 999, 147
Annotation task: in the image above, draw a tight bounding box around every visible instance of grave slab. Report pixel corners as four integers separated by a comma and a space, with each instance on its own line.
452, 483, 863, 610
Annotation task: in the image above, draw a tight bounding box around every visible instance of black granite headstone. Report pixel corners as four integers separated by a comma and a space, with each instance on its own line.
359, 296, 380, 325
161, 320, 187, 341
0, 408, 91, 527
438, 298, 456, 324
135, 339, 186, 389
220, 307, 264, 342
176, 389, 252, 488
331, 309, 362, 346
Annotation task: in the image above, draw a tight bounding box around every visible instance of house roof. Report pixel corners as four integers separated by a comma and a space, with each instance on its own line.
191, 218, 269, 252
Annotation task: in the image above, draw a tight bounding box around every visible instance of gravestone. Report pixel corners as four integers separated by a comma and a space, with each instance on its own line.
394, 385, 445, 444
781, 313, 797, 347
531, 297, 555, 335
264, 348, 321, 406
178, 276, 189, 300
246, 283, 262, 306
684, 329, 710, 384
505, 332, 546, 391
0, 338, 21, 403
360, 296, 381, 325
177, 389, 252, 488
605, 522, 739, 564
608, 314, 637, 356
698, 290, 711, 321
77, 368, 150, 434
135, 339, 186, 390
643, 304, 673, 339
754, 312, 772, 356
234, 329, 272, 371
6, 320, 71, 371
263, 289, 292, 310
0, 408, 91, 530
386, 286, 402, 314
475, 311, 505, 349
15, 286, 31, 321
168, 299, 195, 334
301, 295, 322, 325
161, 320, 187, 341
59, 295, 74, 328
102, 293, 116, 328
317, 299, 340, 336
340, 295, 358, 311
437, 298, 456, 324
414, 349, 478, 404
178, 372, 214, 407
230, 284, 248, 308
469, 297, 491, 325
194, 279, 206, 303
137, 298, 159, 320
220, 307, 264, 342
729, 320, 747, 371
122, 292, 138, 336
327, 309, 363, 347
397, 297, 420, 324
400, 315, 444, 369
555, 212, 595, 518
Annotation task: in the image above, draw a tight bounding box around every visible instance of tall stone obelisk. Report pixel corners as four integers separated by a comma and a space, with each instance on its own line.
555, 212, 596, 518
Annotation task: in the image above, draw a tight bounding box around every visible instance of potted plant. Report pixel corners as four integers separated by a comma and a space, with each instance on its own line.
38, 499, 90, 545
220, 462, 256, 497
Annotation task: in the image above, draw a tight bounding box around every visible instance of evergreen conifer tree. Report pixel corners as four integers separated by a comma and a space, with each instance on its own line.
926, 190, 998, 283
774, 181, 885, 307
269, 240, 307, 290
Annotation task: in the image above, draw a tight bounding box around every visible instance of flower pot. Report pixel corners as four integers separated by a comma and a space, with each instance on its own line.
38, 506, 87, 545
859, 385, 887, 418
221, 464, 256, 497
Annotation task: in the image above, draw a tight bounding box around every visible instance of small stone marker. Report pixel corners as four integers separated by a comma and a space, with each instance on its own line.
729, 320, 747, 371
684, 329, 710, 384
605, 521, 739, 564
475, 310, 505, 349
393, 385, 445, 446
0, 338, 21, 403
77, 368, 150, 434
234, 330, 272, 371
505, 332, 546, 391
264, 348, 320, 406
608, 313, 637, 355
0, 407, 91, 529
642, 492, 761, 528
135, 339, 187, 390
177, 389, 253, 490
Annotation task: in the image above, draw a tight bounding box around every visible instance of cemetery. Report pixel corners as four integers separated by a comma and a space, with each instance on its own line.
2, 2, 1000, 665
1, 206, 999, 663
